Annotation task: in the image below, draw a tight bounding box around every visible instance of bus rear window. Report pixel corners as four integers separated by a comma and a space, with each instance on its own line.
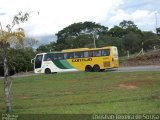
113, 48, 118, 57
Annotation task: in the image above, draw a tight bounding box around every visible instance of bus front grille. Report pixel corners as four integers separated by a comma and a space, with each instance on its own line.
103, 62, 110, 67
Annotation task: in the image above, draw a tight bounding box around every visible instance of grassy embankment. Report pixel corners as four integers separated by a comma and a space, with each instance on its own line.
0, 71, 160, 114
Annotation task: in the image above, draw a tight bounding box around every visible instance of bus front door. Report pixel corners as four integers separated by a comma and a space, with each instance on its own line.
35, 55, 43, 69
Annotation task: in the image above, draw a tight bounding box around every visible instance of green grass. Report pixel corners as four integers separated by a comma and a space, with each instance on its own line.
0, 71, 160, 114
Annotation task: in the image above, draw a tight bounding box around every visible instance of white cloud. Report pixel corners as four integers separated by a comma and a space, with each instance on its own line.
0, 0, 122, 36
108, 9, 130, 25
0, 0, 159, 39
132, 10, 156, 31
107, 9, 157, 32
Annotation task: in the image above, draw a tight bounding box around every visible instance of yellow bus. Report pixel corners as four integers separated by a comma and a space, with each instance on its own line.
31, 46, 119, 74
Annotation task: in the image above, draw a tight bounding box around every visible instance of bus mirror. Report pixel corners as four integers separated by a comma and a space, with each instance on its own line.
31, 58, 35, 64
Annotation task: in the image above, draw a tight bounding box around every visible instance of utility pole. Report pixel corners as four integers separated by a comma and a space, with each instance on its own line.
155, 11, 160, 35
155, 12, 158, 33
93, 33, 96, 48
0, 22, 3, 34
142, 42, 144, 55
127, 50, 130, 58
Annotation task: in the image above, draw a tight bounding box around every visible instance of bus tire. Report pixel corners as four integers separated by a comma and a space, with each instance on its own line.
85, 65, 93, 72
45, 68, 51, 74
100, 69, 105, 72
93, 64, 100, 72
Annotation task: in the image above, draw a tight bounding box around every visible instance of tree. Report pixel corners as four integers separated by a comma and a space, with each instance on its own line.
0, 11, 29, 113
36, 41, 57, 53
119, 20, 142, 34
107, 25, 127, 38
119, 20, 137, 29
56, 21, 108, 50
156, 27, 160, 35
122, 32, 142, 53
8, 48, 35, 73
98, 34, 125, 56
142, 31, 160, 50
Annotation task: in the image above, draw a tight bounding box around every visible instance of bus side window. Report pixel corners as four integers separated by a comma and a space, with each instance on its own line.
84, 51, 89, 57
64, 53, 67, 59
88, 51, 93, 57
53, 54, 58, 60
74, 52, 78, 58
57, 53, 64, 60
93, 50, 101, 57
84, 51, 93, 57
102, 49, 110, 56
44, 54, 52, 61
67, 52, 74, 59
74, 52, 84, 58
80, 52, 84, 58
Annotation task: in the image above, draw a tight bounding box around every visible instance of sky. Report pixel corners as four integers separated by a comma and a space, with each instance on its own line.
0, 0, 160, 43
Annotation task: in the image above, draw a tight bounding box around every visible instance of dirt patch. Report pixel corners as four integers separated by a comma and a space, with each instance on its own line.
151, 95, 160, 100
124, 80, 152, 86
19, 96, 29, 100
118, 84, 137, 89
120, 49, 160, 66
117, 80, 152, 90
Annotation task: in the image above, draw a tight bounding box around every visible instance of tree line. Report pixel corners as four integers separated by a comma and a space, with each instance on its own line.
37, 20, 160, 57
0, 37, 37, 76
1, 20, 160, 76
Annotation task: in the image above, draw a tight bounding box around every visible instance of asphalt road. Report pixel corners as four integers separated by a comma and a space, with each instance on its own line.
114, 65, 160, 72
0, 65, 160, 79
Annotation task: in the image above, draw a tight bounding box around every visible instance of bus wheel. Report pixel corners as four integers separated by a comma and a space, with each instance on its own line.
85, 65, 93, 72
100, 69, 105, 72
45, 68, 51, 74
93, 65, 100, 72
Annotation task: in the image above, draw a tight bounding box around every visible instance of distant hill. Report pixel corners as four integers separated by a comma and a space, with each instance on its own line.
120, 49, 160, 66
